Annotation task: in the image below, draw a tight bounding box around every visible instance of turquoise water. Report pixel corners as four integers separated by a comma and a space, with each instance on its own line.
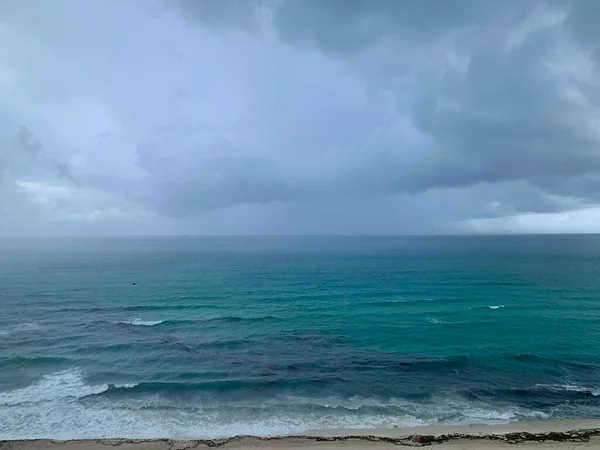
2, 236, 600, 439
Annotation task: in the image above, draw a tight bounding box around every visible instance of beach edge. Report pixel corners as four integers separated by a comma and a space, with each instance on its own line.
5, 420, 600, 448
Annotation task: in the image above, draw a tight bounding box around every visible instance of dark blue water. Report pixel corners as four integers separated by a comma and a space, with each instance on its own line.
2, 236, 600, 439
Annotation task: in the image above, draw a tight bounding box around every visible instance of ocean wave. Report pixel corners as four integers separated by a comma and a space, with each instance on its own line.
368, 298, 435, 307
0, 322, 43, 337
204, 315, 283, 324
427, 318, 448, 324
0, 355, 72, 368
118, 318, 164, 326
112, 383, 139, 389
0, 368, 108, 406
534, 383, 600, 396
55, 304, 221, 315
122, 304, 217, 312
90, 394, 547, 424
87, 379, 278, 398
86, 360, 479, 399
89, 378, 413, 401
504, 353, 600, 373
463, 384, 600, 407
0, 370, 576, 440
113, 315, 283, 328
0, 389, 552, 440
488, 305, 505, 310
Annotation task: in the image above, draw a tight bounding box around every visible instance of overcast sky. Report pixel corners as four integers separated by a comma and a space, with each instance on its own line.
0, 0, 599, 236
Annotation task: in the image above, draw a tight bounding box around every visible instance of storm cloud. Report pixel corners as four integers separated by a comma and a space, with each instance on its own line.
0, 0, 599, 234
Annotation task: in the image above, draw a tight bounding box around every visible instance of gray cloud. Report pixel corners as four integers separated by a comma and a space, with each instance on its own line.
171, 0, 264, 33
2, 0, 600, 235
411, 30, 600, 191
0, 126, 79, 187
11, 126, 42, 160
149, 0, 600, 224
272, 0, 528, 54
51, 159, 80, 187
136, 139, 302, 215
565, 0, 600, 46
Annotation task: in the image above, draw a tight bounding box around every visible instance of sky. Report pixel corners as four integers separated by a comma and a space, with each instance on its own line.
0, 0, 599, 236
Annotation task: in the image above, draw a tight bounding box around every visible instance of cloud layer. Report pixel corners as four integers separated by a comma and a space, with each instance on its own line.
1, 0, 599, 235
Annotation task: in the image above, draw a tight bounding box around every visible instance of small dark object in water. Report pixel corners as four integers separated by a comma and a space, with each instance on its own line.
132, 282, 136, 285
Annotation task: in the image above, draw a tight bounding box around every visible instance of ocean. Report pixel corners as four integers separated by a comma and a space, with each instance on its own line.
2, 235, 600, 439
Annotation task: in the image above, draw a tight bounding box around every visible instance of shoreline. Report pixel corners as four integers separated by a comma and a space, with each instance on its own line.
304, 419, 600, 437
4, 420, 600, 449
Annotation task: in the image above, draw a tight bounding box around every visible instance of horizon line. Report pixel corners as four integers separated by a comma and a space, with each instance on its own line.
2, 232, 600, 239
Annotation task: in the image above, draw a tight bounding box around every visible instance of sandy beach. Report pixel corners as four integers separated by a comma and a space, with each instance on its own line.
4, 421, 600, 450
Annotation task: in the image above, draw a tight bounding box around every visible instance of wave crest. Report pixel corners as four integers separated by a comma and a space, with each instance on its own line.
535, 383, 600, 396
118, 319, 164, 326
0, 368, 108, 406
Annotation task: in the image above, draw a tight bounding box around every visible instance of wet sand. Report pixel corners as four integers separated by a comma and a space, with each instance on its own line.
4, 420, 600, 450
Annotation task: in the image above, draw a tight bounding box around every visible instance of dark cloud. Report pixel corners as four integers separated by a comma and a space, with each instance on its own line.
51, 159, 80, 187
171, 0, 264, 33
8, 0, 597, 234
271, 0, 528, 54
565, 0, 600, 46
0, 126, 80, 187
135, 139, 302, 215
268, 0, 600, 194
159, 0, 600, 223
410, 28, 600, 193
11, 126, 42, 160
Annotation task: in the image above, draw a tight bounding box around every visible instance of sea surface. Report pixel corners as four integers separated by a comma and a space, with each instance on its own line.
2, 235, 600, 439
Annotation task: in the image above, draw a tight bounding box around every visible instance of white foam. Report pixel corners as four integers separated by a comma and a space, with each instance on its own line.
114, 383, 139, 389
119, 318, 163, 326
0, 402, 410, 440
535, 383, 600, 396
0, 375, 553, 441
488, 305, 505, 310
0, 391, 552, 440
427, 318, 448, 324
0, 368, 108, 406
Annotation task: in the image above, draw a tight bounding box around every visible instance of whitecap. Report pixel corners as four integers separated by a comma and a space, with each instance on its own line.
0, 389, 552, 440
535, 383, 600, 396
119, 318, 164, 326
0, 368, 108, 406
427, 318, 448, 324
488, 305, 505, 310
113, 383, 139, 389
